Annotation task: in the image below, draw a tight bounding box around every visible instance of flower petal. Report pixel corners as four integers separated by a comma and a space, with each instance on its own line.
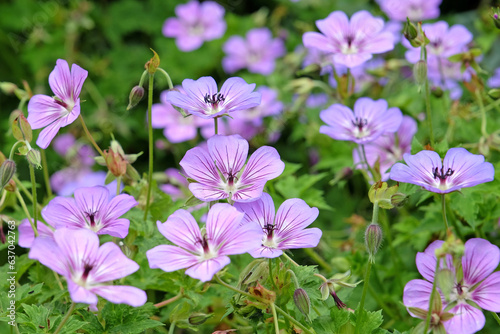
185, 256, 231, 282
157, 209, 203, 254
403, 279, 434, 312
471, 271, 500, 312
147, 245, 199, 272
53, 228, 99, 272
18, 219, 54, 248
462, 238, 500, 286
234, 192, 276, 228
277, 228, 322, 250
36, 118, 65, 149
416, 240, 444, 282
49, 59, 72, 101
219, 77, 261, 112
249, 247, 283, 259
74, 186, 110, 221
208, 135, 249, 176
29, 235, 69, 276
239, 146, 285, 185
100, 193, 137, 230
443, 148, 494, 191
180, 146, 220, 186
27, 95, 67, 129
70, 63, 88, 99
90, 242, 139, 283
444, 303, 485, 334
91, 285, 147, 307
67, 280, 98, 305
42, 197, 85, 229
275, 198, 320, 235
390, 150, 443, 193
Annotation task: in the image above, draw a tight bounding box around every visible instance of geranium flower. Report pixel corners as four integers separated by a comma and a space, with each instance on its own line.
389, 148, 494, 194
41, 186, 137, 238
29, 228, 146, 307
18, 218, 55, 248
404, 238, 500, 334
319, 97, 403, 144
222, 28, 286, 75
376, 0, 442, 21
165, 76, 261, 119
234, 193, 322, 258
27, 59, 88, 149
302, 11, 394, 68
162, 1, 226, 52
146, 204, 262, 282
180, 134, 285, 203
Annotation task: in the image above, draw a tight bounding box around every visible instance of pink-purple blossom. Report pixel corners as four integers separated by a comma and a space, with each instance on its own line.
29, 228, 146, 307
234, 193, 321, 258
302, 11, 394, 68
390, 148, 494, 194
222, 28, 286, 75
180, 134, 285, 203
320, 97, 403, 144
146, 204, 262, 282
165, 76, 261, 119
404, 238, 500, 334
377, 0, 442, 22
27, 59, 88, 149
18, 218, 55, 248
487, 67, 500, 88
41, 186, 137, 238
162, 1, 226, 52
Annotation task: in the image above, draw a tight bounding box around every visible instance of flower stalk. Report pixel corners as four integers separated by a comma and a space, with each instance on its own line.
53, 302, 76, 334
79, 115, 105, 159
144, 72, 155, 220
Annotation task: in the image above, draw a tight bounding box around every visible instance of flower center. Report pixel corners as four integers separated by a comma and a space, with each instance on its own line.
352, 117, 370, 138
204, 93, 225, 113
432, 167, 454, 180
84, 210, 100, 232
73, 261, 94, 287
341, 35, 359, 55
197, 235, 217, 260
262, 224, 278, 248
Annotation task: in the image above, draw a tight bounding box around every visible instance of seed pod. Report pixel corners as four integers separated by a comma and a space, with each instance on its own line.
188, 312, 213, 326
0, 159, 16, 191
26, 149, 42, 169
293, 288, 311, 318
365, 223, 383, 262
403, 18, 418, 42
127, 85, 144, 110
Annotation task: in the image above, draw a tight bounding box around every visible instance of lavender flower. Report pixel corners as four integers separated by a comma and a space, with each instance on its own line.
161, 168, 189, 200
29, 228, 146, 307
27, 59, 88, 149
51, 170, 120, 196
165, 76, 261, 119
404, 238, 500, 334
487, 67, 500, 88
377, 0, 442, 22
146, 204, 262, 282
389, 148, 494, 194
222, 28, 285, 75
320, 97, 403, 144
180, 134, 285, 203
162, 1, 226, 52
302, 11, 394, 68
41, 186, 137, 238
18, 218, 55, 248
234, 193, 321, 258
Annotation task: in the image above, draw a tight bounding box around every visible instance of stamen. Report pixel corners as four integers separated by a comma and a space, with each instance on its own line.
263, 224, 276, 239
203, 93, 225, 105
351, 117, 368, 130
85, 211, 98, 227
196, 236, 211, 253
432, 167, 454, 180
82, 262, 93, 281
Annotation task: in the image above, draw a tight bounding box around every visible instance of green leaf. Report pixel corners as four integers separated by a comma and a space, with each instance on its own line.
352, 309, 384, 334
101, 302, 164, 334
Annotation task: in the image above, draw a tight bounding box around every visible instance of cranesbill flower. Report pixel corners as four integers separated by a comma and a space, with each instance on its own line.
162, 1, 226, 52
320, 97, 403, 144
404, 238, 500, 334
146, 204, 262, 282
488, 67, 500, 88
41, 185, 137, 238
303, 11, 394, 68
377, 0, 442, 22
222, 28, 285, 75
234, 193, 321, 258
166, 76, 261, 119
18, 218, 55, 248
29, 228, 146, 307
27, 59, 88, 149
180, 134, 285, 203
51, 170, 120, 196
389, 148, 494, 194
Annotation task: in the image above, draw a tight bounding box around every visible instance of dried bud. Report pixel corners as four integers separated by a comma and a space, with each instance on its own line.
26, 149, 42, 169
0, 82, 18, 95
391, 192, 408, 207
145, 49, 160, 74
365, 223, 383, 262
127, 85, 144, 110
488, 88, 500, 100
413, 60, 427, 86
12, 114, 33, 143
188, 312, 213, 326
293, 288, 311, 318
104, 148, 127, 177
403, 18, 418, 43
0, 160, 16, 191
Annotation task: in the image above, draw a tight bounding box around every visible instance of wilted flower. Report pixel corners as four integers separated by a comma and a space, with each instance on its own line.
27, 59, 88, 149
377, 0, 442, 21
29, 228, 146, 308
389, 148, 494, 194
146, 204, 262, 282
162, 1, 226, 52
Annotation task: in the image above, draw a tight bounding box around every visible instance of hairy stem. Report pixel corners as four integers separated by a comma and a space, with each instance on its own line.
214, 117, 218, 136
423, 260, 440, 334
79, 115, 105, 159
155, 288, 184, 308
271, 303, 280, 334
29, 164, 38, 236
40, 149, 52, 197
14, 189, 37, 237
53, 302, 76, 334
269, 258, 278, 290
144, 73, 155, 221
274, 305, 314, 334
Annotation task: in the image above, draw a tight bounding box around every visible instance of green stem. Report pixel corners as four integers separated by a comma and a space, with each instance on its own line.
361, 144, 377, 182
157, 68, 174, 89
40, 149, 52, 197
304, 248, 332, 272
29, 164, 38, 235
14, 189, 37, 237
287, 269, 300, 289
491, 312, 500, 327
270, 303, 280, 334
154, 288, 184, 308
372, 202, 379, 224
214, 117, 218, 135
355, 260, 372, 334
144, 73, 155, 221
0, 190, 6, 208
53, 302, 76, 334
274, 305, 314, 334
53, 270, 64, 291
441, 194, 449, 233
79, 115, 105, 159
168, 321, 176, 334
423, 73, 435, 146
12, 176, 43, 212
214, 274, 267, 303
9, 140, 24, 160
282, 253, 299, 267
269, 258, 278, 291
423, 261, 440, 334
116, 176, 121, 196
476, 90, 488, 137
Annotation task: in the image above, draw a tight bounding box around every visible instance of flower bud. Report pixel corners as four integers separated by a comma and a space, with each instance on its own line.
391, 192, 408, 207
26, 149, 42, 169
0, 160, 16, 191
413, 60, 427, 86
403, 18, 418, 43
365, 223, 383, 262
12, 113, 33, 143
0, 82, 18, 95
293, 288, 311, 318
188, 312, 213, 326
145, 49, 160, 74
432, 87, 444, 98
104, 148, 127, 177
488, 89, 500, 100
491, 8, 500, 29
127, 85, 144, 110
319, 282, 330, 301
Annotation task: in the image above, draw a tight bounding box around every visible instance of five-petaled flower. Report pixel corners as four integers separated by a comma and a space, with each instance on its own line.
146, 204, 262, 282
29, 228, 147, 308
376, 0, 442, 22
166, 76, 261, 119
180, 134, 285, 203
389, 148, 494, 193
27, 59, 88, 149
234, 193, 322, 258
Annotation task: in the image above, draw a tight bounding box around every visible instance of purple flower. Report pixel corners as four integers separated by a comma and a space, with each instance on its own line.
51, 170, 120, 196
27, 59, 88, 149
234, 193, 321, 258
29, 228, 146, 307
487, 67, 500, 88
389, 148, 494, 194
146, 204, 262, 282
377, 0, 442, 21
152, 90, 211, 143
18, 218, 55, 248
162, 1, 226, 52
180, 134, 285, 203
53, 133, 76, 156
41, 186, 137, 238
222, 28, 286, 75
320, 97, 403, 144
404, 238, 500, 334
165, 76, 261, 119
161, 168, 189, 200
303, 11, 394, 68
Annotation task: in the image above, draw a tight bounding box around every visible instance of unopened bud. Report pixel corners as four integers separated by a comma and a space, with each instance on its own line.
413, 60, 427, 85
104, 148, 127, 177
365, 223, 383, 262
491, 8, 500, 29
391, 192, 408, 207
127, 85, 144, 110
403, 18, 418, 43
188, 312, 213, 326
319, 282, 330, 301
0, 82, 18, 95
293, 288, 311, 318
0, 160, 16, 191
432, 87, 444, 98
145, 49, 160, 74
26, 149, 42, 169
488, 88, 500, 100
12, 114, 33, 143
